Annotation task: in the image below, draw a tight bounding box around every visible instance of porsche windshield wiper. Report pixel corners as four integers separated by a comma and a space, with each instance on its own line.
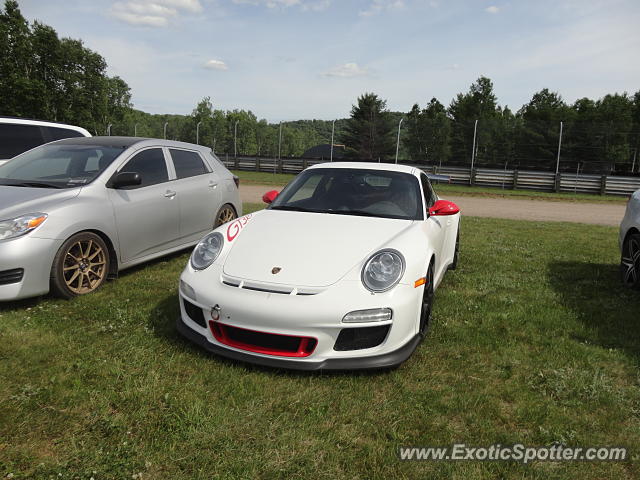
270, 205, 317, 212
1, 181, 63, 189
327, 209, 380, 218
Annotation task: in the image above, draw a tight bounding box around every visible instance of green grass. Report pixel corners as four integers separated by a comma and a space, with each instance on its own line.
1, 209, 639, 479
233, 170, 296, 186
232, 170, 629, 204
434, 184, 629, 203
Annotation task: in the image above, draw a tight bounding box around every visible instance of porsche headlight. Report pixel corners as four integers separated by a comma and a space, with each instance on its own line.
190, 232, 224, 271
0, 213, 48, 241
362, 249, 405, 293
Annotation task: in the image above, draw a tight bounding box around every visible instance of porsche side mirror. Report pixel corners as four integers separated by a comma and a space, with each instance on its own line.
429, 199, 460, 216
110, 171, 142, 189
262, 190, 279, 204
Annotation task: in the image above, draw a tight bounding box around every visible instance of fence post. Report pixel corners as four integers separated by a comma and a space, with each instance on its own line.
303, 158, 308, 170
278, 158, 283, 174
513, 169, 519, 190
600, 175, 607, 195
256, 157, 261, 172
233, 154, 239, 170
554, 173, 561, 192
470, 167, 476, 186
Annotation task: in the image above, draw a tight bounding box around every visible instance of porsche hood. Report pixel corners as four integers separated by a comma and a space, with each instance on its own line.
222, 210, 412, 287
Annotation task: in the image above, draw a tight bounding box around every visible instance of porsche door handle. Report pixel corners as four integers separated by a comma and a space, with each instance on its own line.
164, 190, 177, 199
208, 181, 218, 188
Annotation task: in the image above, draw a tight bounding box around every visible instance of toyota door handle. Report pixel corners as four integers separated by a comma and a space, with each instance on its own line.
164, 190, 177, 198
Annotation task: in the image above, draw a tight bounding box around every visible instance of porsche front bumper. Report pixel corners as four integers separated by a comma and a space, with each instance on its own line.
177, 267, 424, 370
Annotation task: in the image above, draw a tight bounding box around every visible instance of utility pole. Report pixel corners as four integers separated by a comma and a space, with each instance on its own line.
107, 124, 112, 136
395, 118, 404, 164
163, 122, 168, 140
278, 122, 283, 161
555, 121, 563, 175
134, 123, 138, 137
234, 120, 239, 157
196, 121, 202, 145
470, 119, 478, 184
330, 119, 335, 162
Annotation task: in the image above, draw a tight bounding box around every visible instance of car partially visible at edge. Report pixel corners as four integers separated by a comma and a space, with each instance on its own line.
620, 189, 640, 289
0, 117, 91, 166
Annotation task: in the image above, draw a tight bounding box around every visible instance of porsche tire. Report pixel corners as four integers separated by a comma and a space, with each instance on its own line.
419, 261, 435, 337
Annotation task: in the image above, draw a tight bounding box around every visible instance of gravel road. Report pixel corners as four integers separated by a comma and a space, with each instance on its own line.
240, 184, 625, 227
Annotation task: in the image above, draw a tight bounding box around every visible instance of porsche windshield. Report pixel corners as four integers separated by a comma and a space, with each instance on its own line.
269, 168, 424, 220
0, 144, 125, 189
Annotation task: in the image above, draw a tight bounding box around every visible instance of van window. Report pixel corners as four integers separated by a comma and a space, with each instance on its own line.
44, 126, 85, 141
0, 124, 44, 159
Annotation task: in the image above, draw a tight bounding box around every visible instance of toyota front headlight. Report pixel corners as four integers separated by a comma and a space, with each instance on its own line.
0, 213, 48, 241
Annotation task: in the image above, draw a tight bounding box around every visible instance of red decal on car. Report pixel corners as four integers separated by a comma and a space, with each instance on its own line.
227, 214, 252, 241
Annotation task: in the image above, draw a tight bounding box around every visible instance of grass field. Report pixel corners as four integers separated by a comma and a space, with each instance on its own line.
1, 210, 639, 479
233, 170, 630, 204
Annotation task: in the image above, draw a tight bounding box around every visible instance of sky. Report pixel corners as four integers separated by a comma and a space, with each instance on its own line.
16, 0, 640, 121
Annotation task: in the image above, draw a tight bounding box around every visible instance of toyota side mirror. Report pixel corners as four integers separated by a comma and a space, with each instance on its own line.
111, 171, 142, 189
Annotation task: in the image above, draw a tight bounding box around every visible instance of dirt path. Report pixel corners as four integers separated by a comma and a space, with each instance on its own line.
240, 184, 625, 227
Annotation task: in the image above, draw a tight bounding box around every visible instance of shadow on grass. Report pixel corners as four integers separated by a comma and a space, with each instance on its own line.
0, 296, 44, 312
148, 293, 393, 378
548, 261, 640, 363
0, 248, 191, 312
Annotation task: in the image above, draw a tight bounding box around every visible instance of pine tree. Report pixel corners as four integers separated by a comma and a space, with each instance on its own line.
342, 93, 395, 161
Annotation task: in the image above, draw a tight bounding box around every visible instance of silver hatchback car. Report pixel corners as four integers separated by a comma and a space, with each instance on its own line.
0, 137, 241, 301
620, 188, 640, 289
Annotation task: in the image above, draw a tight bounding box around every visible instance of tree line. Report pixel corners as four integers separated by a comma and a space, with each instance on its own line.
347, 79, 640, 174
1, 0, 638, 174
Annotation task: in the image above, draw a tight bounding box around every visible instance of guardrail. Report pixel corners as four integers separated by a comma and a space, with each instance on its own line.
220, 155, 640, 196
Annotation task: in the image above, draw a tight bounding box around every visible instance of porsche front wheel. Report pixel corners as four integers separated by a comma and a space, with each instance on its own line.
419, 261, 434, 337
621, 233, 640, 289
449, 229, 460, 270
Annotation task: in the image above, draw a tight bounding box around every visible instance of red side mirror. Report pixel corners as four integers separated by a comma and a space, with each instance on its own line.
262, 190, 279, 204
429, 199, 460, 216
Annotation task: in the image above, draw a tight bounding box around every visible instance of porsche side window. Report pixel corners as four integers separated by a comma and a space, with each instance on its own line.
288, 173, 324, 203
421, 174, 436, 208
120, 148, 168, 189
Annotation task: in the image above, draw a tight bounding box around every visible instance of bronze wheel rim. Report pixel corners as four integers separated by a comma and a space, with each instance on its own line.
63, 239, 107, 294
217, 207, 236, 225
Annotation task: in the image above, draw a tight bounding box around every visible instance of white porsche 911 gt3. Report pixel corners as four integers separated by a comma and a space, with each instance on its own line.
177, 162, 461, 370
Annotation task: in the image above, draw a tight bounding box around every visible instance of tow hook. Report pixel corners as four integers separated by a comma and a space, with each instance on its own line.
211, 304, 221, 321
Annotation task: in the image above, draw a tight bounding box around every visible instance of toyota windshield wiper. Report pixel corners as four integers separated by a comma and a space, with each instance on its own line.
0, 181, 63, 189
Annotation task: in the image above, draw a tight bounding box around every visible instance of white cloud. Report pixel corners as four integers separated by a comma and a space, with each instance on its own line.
323, 62, 369, 77
160, 0, 203, 12
359, 0, 405, 17
232, 0, 330, 10
204, 59, 229, 70
485, 5, 500, 14
110, 0, 203, 27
